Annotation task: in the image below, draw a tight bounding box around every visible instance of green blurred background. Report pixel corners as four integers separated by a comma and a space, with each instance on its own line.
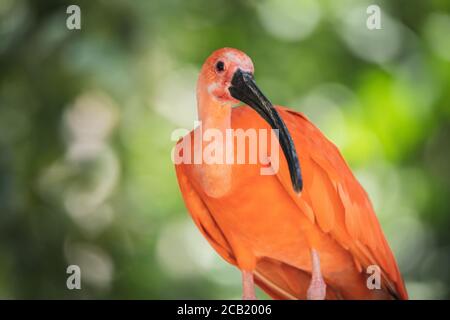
0, 0, 449, 299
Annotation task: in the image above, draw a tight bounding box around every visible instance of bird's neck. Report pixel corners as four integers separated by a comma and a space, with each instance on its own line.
196, 91, 233, 198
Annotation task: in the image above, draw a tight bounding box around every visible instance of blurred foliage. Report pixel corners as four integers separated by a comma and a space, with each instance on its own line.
0, 0, 449, 299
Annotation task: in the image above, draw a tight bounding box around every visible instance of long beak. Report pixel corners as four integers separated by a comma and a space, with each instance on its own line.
229, 68, 302, 193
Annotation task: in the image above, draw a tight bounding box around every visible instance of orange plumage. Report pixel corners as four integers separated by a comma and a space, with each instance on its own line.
175, 48, 408, 300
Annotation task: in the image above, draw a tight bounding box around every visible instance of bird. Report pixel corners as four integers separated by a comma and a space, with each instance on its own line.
174, 47, 408, 300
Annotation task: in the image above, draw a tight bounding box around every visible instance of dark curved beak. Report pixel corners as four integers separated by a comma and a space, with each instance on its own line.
229, 68, 302, 193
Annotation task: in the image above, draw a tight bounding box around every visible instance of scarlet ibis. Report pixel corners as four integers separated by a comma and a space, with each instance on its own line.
174, 48, 408, 300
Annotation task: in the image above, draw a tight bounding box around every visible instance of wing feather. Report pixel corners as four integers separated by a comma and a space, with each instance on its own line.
275, 107, 408, 299
175, 145, 236, 266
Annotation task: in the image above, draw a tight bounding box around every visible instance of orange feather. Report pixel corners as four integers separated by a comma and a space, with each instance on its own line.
175, 48, 408, 300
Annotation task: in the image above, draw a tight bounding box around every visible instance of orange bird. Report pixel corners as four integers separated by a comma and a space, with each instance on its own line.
174, 48, 408, 300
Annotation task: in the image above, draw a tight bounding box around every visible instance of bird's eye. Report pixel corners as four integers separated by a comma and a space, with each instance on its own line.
215, 61, 225, 73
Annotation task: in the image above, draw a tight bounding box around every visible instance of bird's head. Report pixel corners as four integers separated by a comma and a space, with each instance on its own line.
199, 47, 255, 103
198, 47, 303, 193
